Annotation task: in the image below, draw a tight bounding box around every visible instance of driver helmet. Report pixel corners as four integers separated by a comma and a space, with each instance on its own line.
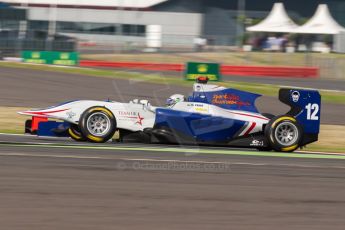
166, 94, 185, 107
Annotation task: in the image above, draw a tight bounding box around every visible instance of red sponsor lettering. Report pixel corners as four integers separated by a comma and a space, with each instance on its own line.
212, 94, 250, 107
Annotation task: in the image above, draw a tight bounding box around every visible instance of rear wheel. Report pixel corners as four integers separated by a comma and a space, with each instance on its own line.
68, 124, 86, 142
265, 115, 302, 152
79, 107, 116, 143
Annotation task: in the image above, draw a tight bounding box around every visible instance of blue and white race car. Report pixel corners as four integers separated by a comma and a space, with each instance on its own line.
19, 77, 321, 152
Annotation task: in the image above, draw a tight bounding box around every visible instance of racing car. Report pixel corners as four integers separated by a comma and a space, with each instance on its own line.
19, 77, 321, 152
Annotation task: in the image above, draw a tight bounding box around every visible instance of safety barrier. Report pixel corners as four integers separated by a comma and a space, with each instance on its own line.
80, 60, 319, 78
80, 60, 183, 72
221, 65, 319, 78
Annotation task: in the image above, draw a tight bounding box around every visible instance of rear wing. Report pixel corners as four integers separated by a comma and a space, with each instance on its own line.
279, 88, 321, 145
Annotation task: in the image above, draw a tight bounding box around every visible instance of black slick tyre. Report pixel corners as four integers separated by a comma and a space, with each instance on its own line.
265, 115, 302, 152
79, 107, 116, 143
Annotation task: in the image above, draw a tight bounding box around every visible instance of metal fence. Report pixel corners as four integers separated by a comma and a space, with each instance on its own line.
0, 39, 76, 56
308, 56, 345, 80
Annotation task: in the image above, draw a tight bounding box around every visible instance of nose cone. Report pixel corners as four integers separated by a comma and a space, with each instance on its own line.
18, 109, 48, 117
18, 108, 69, 117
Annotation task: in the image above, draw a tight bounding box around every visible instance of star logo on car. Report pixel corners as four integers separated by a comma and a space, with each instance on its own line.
135, 113, 144, 126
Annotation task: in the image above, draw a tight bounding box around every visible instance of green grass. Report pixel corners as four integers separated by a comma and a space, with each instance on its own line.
303, 145, 345, 153
0, 106, 28, 134
321, 92, 345, 105
0, 130, 22, 134
302, 124, 345, 153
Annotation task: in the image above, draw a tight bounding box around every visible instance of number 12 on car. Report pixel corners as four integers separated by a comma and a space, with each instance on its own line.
305, 103, 319, 120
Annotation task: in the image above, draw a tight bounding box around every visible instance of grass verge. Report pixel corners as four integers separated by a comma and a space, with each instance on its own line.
303, 125, 345, 153
0, 61, 345, 105
0, 106, 344, 153
0, 107, 29, 134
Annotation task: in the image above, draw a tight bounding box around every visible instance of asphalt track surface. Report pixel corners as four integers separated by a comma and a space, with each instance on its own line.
0, 133, 345, 229
0, 66, 344, 124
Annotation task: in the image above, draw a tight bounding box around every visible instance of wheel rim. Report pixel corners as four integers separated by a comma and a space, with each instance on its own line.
274, 121, 299, 146
86, 112, 111, 137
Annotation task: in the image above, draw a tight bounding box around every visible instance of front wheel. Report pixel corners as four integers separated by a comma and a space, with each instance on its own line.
265, 115, 302, 152
79, 107, 116, 143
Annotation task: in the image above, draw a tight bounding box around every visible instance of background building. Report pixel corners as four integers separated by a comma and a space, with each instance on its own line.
1, 0, 345, 50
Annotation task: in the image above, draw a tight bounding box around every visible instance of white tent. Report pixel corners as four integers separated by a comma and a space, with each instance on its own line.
246, 3, 298, 33
294, 4, 345, 34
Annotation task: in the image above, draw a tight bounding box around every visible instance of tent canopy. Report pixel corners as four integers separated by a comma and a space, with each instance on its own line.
294, 4, 345, 35
246, 3, 298, 33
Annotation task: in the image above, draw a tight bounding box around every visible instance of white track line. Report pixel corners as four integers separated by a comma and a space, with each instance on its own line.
0, 133, 30, 136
